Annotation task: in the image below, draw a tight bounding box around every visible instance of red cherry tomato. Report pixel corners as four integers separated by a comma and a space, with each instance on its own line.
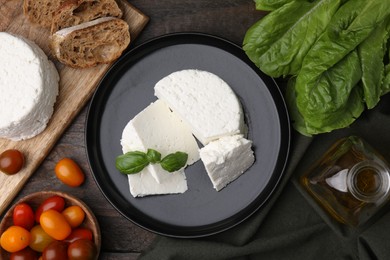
55, 158, 85, 187
10, 247, 39, 260
40, 210, 72, 240
42, 241, 68, 260
0, 149, 24, 175
64, 227, 93, 243
35, 196, 65, 223
61, 205, 85, 228
67, 239, 97, 260
13, 203, 35, 230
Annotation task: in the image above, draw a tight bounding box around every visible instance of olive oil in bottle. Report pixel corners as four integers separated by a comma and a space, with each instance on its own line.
300, 136, 390, 227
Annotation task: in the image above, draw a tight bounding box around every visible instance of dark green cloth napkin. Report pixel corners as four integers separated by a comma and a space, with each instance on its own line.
140, 95, 390, 260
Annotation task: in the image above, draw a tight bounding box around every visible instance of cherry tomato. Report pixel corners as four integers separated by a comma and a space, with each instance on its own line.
0, 226, 31, 253
10, 247, 39, 260
61, 205, 85, 228
40, 209, 71, 240
0, 149, 24, 175
64, 227, 93, 243
29, 225, 55, 252
42, 241, 68, 260
67, 239, 97, 260
13, 203, 35, 230
35, 196, 65, 223
55, 158, 85, 187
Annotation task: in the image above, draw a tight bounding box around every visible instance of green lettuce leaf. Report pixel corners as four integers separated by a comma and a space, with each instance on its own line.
286, 77, 311, 136
294, 0, 390, 134
253, 0, 305, 11
358, 18, 390, 109
244, 0, 341, 77
383, 64, 390, 95
382, 34, 390, 95
291, 51, 364, 135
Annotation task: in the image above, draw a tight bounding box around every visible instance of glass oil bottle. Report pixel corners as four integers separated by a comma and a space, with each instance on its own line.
300, 136, 390, 227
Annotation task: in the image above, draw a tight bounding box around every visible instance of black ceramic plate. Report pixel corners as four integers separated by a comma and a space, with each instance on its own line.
85, 33, 290, 238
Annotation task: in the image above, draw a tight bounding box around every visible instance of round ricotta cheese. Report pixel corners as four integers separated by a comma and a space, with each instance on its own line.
154, 69, 246, 145
0, 32, 59, 141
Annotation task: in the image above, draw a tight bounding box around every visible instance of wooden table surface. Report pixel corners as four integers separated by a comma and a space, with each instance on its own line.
1, 1, 267, 259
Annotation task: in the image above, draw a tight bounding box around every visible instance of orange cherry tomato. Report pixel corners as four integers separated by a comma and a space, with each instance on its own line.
0, 226, 31, 253
55, 158, 85, 187
0, 149, 24, 175
62, 206, 85, 228
40, 210, 71, 240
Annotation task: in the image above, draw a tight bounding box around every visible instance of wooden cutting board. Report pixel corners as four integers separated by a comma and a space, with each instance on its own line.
0, 0, 149, 215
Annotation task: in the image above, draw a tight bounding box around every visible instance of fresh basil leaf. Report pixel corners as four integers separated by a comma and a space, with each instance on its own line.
160, 152, 188, 173
146, 149, 161, 163
115, 151, 149, 174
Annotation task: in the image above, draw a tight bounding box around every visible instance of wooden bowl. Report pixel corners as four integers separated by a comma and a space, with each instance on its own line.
0, 191, 101, 259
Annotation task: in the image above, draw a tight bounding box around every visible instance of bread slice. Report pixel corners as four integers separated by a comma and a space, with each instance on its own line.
50, 17, 130, 68
51, 0, 123, 34
23, 0, 65, 27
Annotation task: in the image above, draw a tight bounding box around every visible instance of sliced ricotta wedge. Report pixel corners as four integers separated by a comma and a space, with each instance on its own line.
199, 134, 255, 191
121, 123, 187, 197
154, 69, 246, 145
121, 100, 199, 185
0, 32, 59, 141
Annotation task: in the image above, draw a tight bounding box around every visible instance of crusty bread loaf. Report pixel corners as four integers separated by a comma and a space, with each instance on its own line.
50, 17, 130, 68
51, 0, 123, 34
23, 0, 65, 27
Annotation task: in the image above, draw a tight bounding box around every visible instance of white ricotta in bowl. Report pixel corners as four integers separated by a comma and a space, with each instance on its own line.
0, 32, 59, 141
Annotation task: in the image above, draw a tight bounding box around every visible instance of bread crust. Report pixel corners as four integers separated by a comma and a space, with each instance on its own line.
50, 17, 130, 68
51, 0, 123, 34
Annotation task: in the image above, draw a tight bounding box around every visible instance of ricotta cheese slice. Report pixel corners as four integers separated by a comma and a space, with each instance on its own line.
0, 32, 59, 141
154, 69, 246, 145
121, 99, 199, 185
199, 134, 255, 191
121, 122, 187, 197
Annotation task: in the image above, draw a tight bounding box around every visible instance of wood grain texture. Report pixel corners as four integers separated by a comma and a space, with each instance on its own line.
0, 0, 149, 215
1, 1, 268, 258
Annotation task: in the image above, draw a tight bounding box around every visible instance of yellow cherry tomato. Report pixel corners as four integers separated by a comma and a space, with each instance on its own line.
55, 158, 85, 187
29, 225, 55, 252
0, 225, 31, 253
62, 205, 85, 228
40, 209, 71, 240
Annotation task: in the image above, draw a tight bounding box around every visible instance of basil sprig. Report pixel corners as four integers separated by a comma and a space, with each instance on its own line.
116, 149, 188, 174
